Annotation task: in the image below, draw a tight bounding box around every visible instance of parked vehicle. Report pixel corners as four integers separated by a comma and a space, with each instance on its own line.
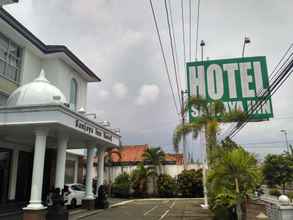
64, 183, 86, 208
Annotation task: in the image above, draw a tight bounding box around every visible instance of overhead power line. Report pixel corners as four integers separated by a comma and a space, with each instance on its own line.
226, 44, 293, 138
221, 44, 293, 140
168, 0, 182, 92
189, 0, 192, 61
195, 0, 200, 60
164, 0, 182, 108
149, 0, 179, 115
181, 0, 186, 65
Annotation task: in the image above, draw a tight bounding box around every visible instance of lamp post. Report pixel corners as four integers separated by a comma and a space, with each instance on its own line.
280, 129, 289, 152
199, 39, 208, 209
200, 40, 205, 62
242, 36, 251, 57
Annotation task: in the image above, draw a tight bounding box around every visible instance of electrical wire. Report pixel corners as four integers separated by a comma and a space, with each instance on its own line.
181, 0, 186, 65
164, 0, 182, 108
168, 0, 182, 92
189, 0, 192, 61
229, 45, 293, 136
149, 0, 179, 115
195, 0, 200, 60
221, 44, 293, 140
227, 46, 293, 138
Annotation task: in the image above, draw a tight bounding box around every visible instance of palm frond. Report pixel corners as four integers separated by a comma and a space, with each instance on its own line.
210, 100, 225, 117
173, 122, 202, 152
222, 110, 247, 125
184, 96, 209, 115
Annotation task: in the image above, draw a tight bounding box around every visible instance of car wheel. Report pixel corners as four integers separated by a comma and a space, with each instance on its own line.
71, 199, 77, 209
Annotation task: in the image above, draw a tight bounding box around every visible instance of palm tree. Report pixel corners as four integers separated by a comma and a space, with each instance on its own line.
142, 147, 165, 174
130, 163, 154, 196
142, 147, 165, 195
208, 148, 261, 220
173, 96, 246, 163
104, 148, 121, 195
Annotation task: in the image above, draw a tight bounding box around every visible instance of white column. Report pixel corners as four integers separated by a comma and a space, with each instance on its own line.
54, 135, 68, 190
85, 147, 95, 200
96, 147, 105, 194
74, 157, 78, 183
25, 128, 49, 210
9, 149, 19, 200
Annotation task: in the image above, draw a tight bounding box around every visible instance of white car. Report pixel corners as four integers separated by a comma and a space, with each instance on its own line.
64, 183, 86, 208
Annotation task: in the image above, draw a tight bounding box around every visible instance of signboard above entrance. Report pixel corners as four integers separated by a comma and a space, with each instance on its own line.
186, 56, 273, 122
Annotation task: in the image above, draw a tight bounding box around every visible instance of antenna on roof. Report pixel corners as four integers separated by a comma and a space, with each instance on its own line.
0, 0, 18, 6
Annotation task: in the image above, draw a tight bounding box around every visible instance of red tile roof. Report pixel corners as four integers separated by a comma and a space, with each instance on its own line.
165, 153, 184, 165
109, 144, 183, 165
111, 144, 149, 162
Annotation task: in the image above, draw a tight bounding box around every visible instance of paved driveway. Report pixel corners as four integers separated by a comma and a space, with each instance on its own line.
82, 199, 213, 220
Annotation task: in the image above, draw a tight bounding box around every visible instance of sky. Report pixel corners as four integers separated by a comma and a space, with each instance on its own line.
5, 0, 293, 160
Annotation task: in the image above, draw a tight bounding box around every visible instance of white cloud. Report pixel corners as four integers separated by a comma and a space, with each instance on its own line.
136, 84, 160, 106
96, 89, 109, 101
112, 82, 128, 99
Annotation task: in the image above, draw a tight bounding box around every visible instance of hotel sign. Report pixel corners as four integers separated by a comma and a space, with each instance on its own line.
75, 120, 112, 141
187, 56, 273, 122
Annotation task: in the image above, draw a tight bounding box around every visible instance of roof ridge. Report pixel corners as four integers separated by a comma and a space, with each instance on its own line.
0, 8, 101, 82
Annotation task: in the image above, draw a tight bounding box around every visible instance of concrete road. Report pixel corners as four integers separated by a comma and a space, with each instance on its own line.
82, 199, 213, 220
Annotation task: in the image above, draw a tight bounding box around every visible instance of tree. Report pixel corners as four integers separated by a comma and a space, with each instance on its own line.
130, 163, 154, 196
208, 148, 261, 220
263, 154, 293, 193
173, 96, 246, 162
104, 148, 121, 195
142, 147, 165, 195
142, 147, 165, 174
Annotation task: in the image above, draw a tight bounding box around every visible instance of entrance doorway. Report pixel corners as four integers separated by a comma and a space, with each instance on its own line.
0, 148, 11, 204
15, 151, 33, 203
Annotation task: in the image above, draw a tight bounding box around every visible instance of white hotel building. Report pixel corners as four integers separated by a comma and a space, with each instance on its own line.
0, 6, 120, 220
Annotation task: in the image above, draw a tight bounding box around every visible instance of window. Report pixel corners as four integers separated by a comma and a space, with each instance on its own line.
0, 32, 22, 82
71, 184, 85, 192
69, 78, 78, 111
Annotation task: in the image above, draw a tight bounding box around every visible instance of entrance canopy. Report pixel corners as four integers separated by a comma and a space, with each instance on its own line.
0, 104, 121, 149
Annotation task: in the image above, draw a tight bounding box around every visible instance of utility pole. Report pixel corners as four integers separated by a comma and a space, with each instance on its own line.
181, 89, 188, 170
200, 39, 208, 209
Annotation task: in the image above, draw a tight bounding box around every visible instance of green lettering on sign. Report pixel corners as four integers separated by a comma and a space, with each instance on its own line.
186, 56, 273, 122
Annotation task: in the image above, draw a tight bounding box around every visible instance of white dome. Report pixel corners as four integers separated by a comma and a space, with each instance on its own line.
7, 70, 67, 107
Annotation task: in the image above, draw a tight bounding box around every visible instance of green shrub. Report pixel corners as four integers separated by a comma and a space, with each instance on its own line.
130, 164, 148, 197
287, 191, 293, 202
210, 193, 236, 220
177, 169, 203, 197
269, 188, 281, 197
157, 174, 177, 197
112, 172, 131, 198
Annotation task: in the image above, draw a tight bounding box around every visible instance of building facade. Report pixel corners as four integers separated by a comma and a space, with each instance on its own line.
100, 144, 200, 185
0, 6, 120, 220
